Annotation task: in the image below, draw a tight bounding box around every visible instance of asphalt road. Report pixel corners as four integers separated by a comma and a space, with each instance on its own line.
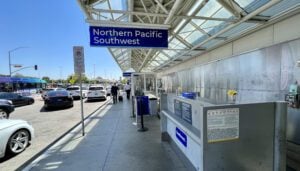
0, 96, 111, 171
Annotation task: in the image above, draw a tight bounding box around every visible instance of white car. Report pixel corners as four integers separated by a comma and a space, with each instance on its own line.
66, 86, 86, 100
86, 86, 107, 101
0, 119, 34, 158
106, 86, 111, 96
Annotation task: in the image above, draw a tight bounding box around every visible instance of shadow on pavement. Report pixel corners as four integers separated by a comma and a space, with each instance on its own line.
0, 144, 32, 163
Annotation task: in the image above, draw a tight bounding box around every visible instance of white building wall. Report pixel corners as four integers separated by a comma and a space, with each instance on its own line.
158, 13, 300, 77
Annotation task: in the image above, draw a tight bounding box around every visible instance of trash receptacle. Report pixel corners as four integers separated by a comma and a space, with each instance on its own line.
136, 96, 149, 116
149, 97, 158, 115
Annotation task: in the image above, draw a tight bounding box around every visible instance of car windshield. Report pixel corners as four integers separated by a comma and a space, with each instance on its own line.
47, 91, 69, 97
89, 87, 103, 90
66, 87, 79, 91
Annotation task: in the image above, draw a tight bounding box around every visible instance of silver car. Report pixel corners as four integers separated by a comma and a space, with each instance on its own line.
0, 119, 34, 158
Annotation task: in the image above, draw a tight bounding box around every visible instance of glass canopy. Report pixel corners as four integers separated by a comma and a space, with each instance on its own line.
78, 0, 300, 72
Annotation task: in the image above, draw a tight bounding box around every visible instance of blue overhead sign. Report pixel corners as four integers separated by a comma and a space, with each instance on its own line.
123, 72, 132, 77
89, 26, 168, 48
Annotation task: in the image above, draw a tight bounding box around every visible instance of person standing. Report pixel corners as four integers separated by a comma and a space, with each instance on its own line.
124, 82, 131, 99
111, 83, 119, 104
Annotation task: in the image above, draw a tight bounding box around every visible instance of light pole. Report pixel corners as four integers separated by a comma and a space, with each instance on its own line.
8, 46, 28, 77
59, 66, 62, 85
93, 64, 96, 84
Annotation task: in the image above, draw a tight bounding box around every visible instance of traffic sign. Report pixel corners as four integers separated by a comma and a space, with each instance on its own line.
73, 46, 85, 75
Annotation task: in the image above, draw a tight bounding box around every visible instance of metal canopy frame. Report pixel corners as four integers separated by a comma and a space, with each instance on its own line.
77, 0, 300, 73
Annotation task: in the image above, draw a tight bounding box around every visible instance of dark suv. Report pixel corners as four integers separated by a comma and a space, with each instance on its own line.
0, 99, 15, 119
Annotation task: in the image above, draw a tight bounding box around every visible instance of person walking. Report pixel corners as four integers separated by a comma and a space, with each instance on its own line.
111, 83, 119, 104
124, 82, 131, 99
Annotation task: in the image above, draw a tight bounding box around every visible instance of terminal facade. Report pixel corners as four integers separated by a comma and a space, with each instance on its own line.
77, 0, 300, 170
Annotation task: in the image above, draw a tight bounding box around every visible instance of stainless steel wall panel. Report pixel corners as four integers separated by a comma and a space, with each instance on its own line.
203, 102, 277, 171
216, 57, 239, 104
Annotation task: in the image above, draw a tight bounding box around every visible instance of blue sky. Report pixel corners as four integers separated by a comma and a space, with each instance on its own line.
0, 0, 122, 80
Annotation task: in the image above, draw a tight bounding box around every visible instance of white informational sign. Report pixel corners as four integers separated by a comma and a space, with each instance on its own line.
73, 46, 85, 75
207, 108, 239, 143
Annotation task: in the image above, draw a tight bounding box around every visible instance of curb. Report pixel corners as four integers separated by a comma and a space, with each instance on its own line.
16, 99, 112, 171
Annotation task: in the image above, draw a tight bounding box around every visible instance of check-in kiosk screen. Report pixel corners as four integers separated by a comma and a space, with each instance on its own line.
182, 102, 192, 124
174, 99, 192, 124
174, 99, 182, 117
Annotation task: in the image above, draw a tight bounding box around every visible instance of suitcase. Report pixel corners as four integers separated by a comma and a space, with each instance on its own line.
118, 95, 123, 101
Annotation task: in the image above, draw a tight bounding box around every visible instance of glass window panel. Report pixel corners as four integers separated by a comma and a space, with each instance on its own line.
113, 50, 122, 57
191, 19, 205, 27
179, 23, 196, 39
201, 20, 222, 32
214, 8, 232, 18
94, 1, 109, 9
110, 0, 124, 10
151, 61, 160, 66
157, 53, 169, 60
100, 13, 111, 20
186, 30, 203, 44
174, 42, 187, 49
156, 60, 166, 64
169, 38, 187, 49
234, 0, 256, 8
116, 53, 128, 59
163, 50, 177, 58
196, 1, 221, 17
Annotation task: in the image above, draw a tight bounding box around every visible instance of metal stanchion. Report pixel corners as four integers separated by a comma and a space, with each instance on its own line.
131, 96, 135, 118
137, 97, 148, 132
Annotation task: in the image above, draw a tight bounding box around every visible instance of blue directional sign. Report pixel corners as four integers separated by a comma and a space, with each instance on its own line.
123, 72, 132, 77
89, 26, 168, 48
176, 127, 187, 147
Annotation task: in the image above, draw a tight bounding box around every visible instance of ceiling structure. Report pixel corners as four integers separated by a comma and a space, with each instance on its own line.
77, 0, 300, 73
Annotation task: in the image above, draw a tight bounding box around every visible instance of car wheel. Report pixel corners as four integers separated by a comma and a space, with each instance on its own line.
7, 129, 30, 155
0, 109, 8, 119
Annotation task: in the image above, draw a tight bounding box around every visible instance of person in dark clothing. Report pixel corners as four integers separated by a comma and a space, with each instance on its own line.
111, 83, 119, 104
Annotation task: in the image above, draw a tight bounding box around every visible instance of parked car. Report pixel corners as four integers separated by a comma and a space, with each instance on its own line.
44, 90, 73, 110
0, 119, 34, 158
106, 85, 111, 96
86, 86, 107, 101
0, 92, 34, 107
41, 88, 54, 99
0, 99, 14, 119
81, 86, 88, 98
66, 86, 87, 100
41, 88, 66, 100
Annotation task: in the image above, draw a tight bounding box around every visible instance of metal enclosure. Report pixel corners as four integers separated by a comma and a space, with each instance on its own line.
160, 94, 287, 171
160, 38, 300, 145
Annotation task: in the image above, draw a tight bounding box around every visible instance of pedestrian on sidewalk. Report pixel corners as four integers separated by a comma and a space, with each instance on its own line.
111, 83, 119, 104
124, 82, 131, 100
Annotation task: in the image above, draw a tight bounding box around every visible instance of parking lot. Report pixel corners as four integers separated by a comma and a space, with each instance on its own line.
0, 95, 110, 171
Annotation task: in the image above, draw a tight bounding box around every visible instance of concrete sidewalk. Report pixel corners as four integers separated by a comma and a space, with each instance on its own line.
24, 98, 189, 171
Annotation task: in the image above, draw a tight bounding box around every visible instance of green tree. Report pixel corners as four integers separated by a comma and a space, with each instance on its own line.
67, 74, 89, 84
42, 76, 50, 83
121, 78, 127, 84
